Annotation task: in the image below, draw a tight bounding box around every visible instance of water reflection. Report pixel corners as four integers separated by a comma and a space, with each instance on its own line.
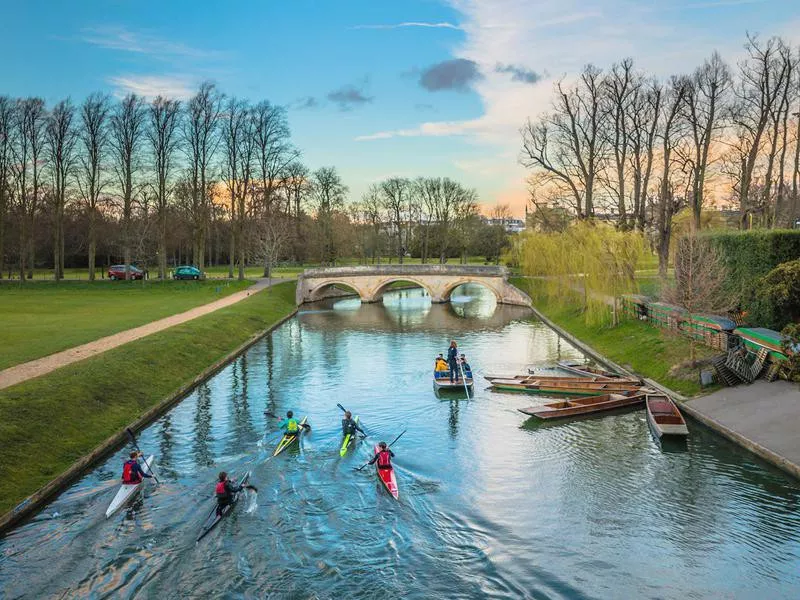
1, 287, 799, 599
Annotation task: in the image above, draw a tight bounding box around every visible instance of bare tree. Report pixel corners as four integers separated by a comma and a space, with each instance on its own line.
147, 96, 181, 279
627, 79, 662, 231
604, 59, 636, 226
657, 77, 690, 277
45, 99, 79, 280
380, 177, 411, 263
663, 233, 732, 362
360, 183, 385, 264
0, 97, 15, 279
310, 166, 347, 265
77, 94, 110, 280
521, 65, 607, 218
732, 35, 792, 229
109, 93, 146, 279
683, 51, 732, 231
184, 82, 222, 268
12, 98, 47, 280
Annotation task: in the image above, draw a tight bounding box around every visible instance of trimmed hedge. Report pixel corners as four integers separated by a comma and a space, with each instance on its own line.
703, 229, 800, 328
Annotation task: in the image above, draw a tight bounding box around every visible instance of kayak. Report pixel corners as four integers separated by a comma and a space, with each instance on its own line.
196, 471, 251, 542
374, 445, 399, 499
105, 455, 156, 518
273, 416, 308, 456
339, 415, 360, 457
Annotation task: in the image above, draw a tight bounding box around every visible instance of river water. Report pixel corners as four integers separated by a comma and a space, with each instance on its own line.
1, 286, 799, 599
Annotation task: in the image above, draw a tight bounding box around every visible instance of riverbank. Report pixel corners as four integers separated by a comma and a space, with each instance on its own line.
511, 277, 714, 396
0, 281, 297, 522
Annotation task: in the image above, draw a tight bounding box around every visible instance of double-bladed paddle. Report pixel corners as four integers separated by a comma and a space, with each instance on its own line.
354, 429, 406, 471
125, 428, 161, 484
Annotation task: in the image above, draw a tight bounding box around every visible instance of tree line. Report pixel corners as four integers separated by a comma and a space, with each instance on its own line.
521, 33, 800, 275
0, 83, 513, 281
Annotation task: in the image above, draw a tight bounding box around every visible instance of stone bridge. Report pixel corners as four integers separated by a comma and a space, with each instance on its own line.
295, 265, 532, 306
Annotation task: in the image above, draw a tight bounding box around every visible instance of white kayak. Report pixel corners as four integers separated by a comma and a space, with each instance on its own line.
105, 455, 156, 518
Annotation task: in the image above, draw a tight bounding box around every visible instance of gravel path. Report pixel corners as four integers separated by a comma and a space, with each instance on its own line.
0, 278, 288, 391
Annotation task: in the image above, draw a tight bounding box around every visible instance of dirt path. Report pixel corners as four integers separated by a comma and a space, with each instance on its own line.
0, 278, 290, 391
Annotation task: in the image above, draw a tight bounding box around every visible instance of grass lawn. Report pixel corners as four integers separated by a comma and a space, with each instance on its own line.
0, 281, 297, 516
512, 277, 716, 397
0, 279, 252, 371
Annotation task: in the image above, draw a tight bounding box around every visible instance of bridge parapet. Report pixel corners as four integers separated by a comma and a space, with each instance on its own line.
296, 264, 531, 307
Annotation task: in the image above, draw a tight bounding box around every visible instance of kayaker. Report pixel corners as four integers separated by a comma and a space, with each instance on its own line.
368, 441, 395, 470
215, 471, 245, 516
447, 340, 459, 383
342, 410, 365, 437
278, 410, 311, 438
122, 451, 153, 485
434, 354, 448, 373
460, 354, 472, 377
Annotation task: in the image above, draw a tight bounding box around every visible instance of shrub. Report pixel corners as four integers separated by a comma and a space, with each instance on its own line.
758, 260, 800, 328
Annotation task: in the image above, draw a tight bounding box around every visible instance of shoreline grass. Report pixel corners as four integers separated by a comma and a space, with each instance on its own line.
511, 277, 716, 396
0, 279, 253, 371
0, 281, 297, 516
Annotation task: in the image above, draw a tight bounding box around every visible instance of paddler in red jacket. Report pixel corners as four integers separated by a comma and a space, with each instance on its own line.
215, 471, 245, 516
121, 451, 153, 484
368, 441, 395, 470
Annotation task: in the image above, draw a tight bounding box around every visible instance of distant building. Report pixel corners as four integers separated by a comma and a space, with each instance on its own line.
482, 216, 526, 233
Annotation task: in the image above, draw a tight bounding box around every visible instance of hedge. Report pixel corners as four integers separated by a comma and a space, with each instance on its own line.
703, 229, 800, 328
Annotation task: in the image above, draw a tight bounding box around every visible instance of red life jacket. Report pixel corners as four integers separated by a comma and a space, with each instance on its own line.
215, 481, 227, 498
377, 450, 392, 468
122, 460, 141, 484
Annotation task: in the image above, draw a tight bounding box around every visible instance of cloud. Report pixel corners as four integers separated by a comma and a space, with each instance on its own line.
292, 96, 320, 110
419, 58, 482, 92
80, 26, 223, 61
352, 21, 462, 30
327, 84, 373, 110
108, 75, 198, 100
495, 64, 542, 84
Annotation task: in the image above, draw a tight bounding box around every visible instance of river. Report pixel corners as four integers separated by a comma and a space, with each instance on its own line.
1, 286, 799, 599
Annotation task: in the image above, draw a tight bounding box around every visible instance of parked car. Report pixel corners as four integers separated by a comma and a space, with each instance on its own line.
173, 265, 206, 280
108, 264, 144, 280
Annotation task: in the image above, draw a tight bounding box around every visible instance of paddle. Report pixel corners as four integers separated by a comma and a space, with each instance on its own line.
125, 428, 161, 484
354, 429, 406, 471
337, 403, 367, 438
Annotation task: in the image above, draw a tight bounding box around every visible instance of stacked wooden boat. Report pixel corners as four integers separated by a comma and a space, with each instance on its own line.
489, 362, 688, 434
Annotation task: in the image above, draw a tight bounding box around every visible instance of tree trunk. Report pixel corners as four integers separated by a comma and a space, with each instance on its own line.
88, 209, 96, 281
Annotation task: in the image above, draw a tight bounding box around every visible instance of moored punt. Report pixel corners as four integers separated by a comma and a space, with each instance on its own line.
645, 394, 689, 438
486, 373, 640, 385
518, 393, 645, 420
554, 360, 623, 380
489, 378, 643, 396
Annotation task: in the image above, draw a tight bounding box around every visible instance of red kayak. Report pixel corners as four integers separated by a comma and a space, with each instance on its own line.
374, 445, 399, 499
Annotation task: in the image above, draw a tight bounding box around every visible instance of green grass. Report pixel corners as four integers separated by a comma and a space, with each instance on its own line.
0, 280, 253, 371
511, 277, 716, 397
0, 281, 297, 516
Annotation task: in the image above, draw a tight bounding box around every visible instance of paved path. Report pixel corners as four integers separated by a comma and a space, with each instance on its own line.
0, 277, 288, 391
684, 381, 800, 477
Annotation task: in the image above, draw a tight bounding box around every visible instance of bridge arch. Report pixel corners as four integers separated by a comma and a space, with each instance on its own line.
441, 278, 502, 303
369, 277, 434, 302
308, 280, 363, 303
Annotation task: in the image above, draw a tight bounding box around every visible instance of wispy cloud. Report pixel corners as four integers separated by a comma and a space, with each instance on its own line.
80, 26, 224, 60
419, 58, 482, 92
108, 75, 198, 100
327, 84, 373, 110
495, 63, 542, 84
686, 0, 766, 8
291, 96, 320, 110
352, 22, 462, 30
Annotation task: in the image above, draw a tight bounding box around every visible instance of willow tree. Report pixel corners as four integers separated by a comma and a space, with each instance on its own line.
521, 221, 645, 325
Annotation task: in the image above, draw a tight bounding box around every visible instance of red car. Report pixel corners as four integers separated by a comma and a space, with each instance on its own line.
108, 264, 144, 280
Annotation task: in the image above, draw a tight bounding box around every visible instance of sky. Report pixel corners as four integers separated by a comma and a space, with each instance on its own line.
2, 0, 799, 216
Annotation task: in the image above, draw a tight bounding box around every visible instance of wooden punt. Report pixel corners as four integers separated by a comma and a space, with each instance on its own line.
434, 371, 473, 391
518, 393, 646, 420
485, 374, 641, 385
554, 360, 623, 380
645, 394, 689, 438
489, 378, 643, 396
